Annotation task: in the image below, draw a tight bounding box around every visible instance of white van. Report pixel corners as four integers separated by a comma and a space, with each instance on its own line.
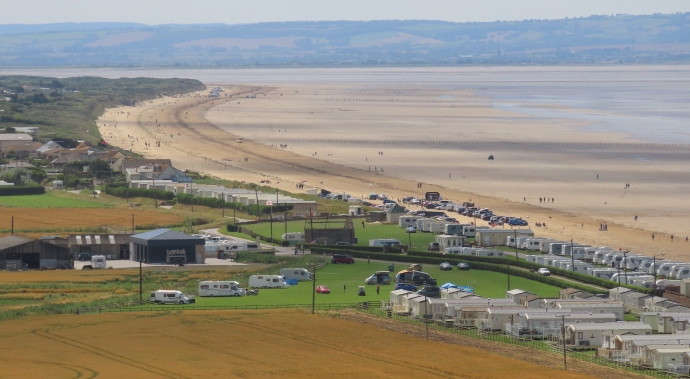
280, 268, 312, 281
198, 281, 246, 297
248, 275, 288, 289
150, 290, 195, 304
91, 255, 106, 269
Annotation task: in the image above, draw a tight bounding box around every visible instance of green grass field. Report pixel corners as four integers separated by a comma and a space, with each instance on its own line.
167, 261, 560, 308
239, 221, 442, 248
0, 192, 111, 208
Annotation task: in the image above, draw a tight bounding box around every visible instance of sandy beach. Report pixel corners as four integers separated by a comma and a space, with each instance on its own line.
97, 66, 690, 261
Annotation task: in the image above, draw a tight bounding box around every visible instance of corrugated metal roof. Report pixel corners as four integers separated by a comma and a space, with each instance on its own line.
131, 228, 197, 241
0, 236, 34, 250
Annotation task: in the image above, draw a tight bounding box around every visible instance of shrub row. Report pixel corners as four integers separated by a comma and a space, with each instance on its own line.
298, 244, 403, 254
179, 194, 293, 215
308, 247, 606, 294
104, 185, 174, 201
406, 250, 649, 294
0, 186, 45, 196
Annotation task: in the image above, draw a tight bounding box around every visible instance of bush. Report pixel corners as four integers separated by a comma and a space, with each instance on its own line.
104, 185, 174, 201
0, 186, 45, 196
235, 251, 278, 263
226, 224, 239, 232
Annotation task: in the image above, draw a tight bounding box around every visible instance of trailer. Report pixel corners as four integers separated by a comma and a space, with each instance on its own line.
280, 268, 313, 281
248, 275, 288, 288
198, 281, 246, 297
90, 255, 106, 269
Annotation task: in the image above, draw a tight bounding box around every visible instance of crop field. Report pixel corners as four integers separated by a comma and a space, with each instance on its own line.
0, 208, 184, 235
0, 309, 596, 379
0, 192, 110, 208
238, 220, 442, 248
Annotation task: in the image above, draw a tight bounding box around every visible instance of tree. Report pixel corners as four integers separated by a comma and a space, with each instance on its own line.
88, 159, 113, 179
13, 86, 24, 94
51, 80, 64, 88
4, 127, 16, 133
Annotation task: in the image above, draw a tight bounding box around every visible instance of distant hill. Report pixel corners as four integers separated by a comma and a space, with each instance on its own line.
0, 14, 689, 67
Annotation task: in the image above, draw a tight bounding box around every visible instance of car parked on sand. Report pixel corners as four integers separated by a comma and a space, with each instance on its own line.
439, 262, 453, 271
538, 268, 551, 276
331, 254, 355, 264
457, 262, 470, 270
316, 285, 330, 294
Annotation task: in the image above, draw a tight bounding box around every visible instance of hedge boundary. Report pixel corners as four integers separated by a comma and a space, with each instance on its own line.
0, 186, 45, 196
104, 185, 174, 201
405, 250, 648, 294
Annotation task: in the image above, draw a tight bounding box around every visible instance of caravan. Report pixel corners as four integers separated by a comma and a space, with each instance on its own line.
248, 275, 288, 288
91, 255, 106, 269
280, 268, 313, 281
369, 239, 402, 247
198, 281, 246, 297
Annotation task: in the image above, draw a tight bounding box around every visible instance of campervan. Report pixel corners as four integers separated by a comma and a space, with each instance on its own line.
282, 233, 305, 245
150, 290, 195, 304
369, 239, 402, 247
91, 255, 106, 269
248, 275, 288, 288
280, 268, 313, 281
198, 281, 246, 297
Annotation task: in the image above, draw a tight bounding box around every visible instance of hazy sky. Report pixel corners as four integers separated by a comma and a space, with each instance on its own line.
2, 0, 689, 24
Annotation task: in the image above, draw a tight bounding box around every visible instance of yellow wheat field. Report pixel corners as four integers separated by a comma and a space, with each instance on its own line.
0, 309, 598, 379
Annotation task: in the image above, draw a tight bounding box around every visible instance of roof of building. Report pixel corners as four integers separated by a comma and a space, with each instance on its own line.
0, 236, 34, 250
560, 288, 584, 295
568, 322, 651, 331
118, 159, 173, 171
609, 287, 634, 294
0, 161, 36, 169
507, 289, 528, 296
651, 348, 690, 354
525, 313, 616, 320
131, 228, 199, 241
385, 203, 407, 214
36, 141, 64, 153
0, 133, 32, 141
2, 141, 43, 152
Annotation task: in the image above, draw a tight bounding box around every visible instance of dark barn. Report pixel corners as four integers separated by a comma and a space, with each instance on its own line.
0, 236, 73, 269
129, 229, 205, 264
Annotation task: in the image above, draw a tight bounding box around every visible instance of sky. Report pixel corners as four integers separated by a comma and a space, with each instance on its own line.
1, 0, 689, 24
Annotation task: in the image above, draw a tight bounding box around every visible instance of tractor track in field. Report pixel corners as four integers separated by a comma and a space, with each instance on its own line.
32, 329, 192, 379
231, 319, 460, 379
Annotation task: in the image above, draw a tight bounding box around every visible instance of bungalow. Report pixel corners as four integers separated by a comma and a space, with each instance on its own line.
567, 322, 652, 348
409, 296, 431, 318
395, 293, 422, 314
559, 288, 595, 300
506, 289, 536, 305
606, 334, 690, 360
389, 289, 412, 307
625, 292, 653, 314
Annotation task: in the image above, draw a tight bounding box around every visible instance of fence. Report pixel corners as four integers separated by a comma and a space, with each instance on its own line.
73, 301, 379, 315
356, 307, 681, 379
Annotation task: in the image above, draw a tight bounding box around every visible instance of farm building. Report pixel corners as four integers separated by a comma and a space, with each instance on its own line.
475, 229, 534, 247
0, 235, 72, 269
566, 322, 652, 348
0, 133, 33, 150
67, 234, 130, 260
129, 229, 205, 264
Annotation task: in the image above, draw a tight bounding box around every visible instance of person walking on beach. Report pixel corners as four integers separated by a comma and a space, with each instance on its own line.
635, 215, 638, 221
671, 235, 674, 242
652, 234, 655, 241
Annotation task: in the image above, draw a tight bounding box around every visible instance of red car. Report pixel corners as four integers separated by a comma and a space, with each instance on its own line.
316, 285, 330, 294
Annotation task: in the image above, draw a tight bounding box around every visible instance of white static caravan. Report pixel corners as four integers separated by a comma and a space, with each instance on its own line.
549, 243, 568, 255
389, 289, 412, 307
248, 275, 288, 289
562, 244, 590, 257
481, 308, 570, 331
282, 232, 305, 245
428, 223, 445, 233
198, 281, 246, 297
520, 313, 617, 334
469, 249, 504, 258
397, 293, 423, 314
556, 301, 625, 320
538, 239, 559, 253
398, 216, 419, 228
567, 322, 652, 348
280, 268, 312, 281
415, 218, 433, 230
461, 225, 477, 237
651, 348, 690, 370
521, 238, 543, 251
435, 235, 465, 251
444, 224, 466, 236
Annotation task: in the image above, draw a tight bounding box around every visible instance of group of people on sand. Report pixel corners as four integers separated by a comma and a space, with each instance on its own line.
539, 197, 554, 203
534, 222, 548, 229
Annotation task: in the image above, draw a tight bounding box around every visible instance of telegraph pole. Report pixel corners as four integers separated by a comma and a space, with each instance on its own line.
311, 262, 317, 314
570, 239, 575, 272
139, 258, 143, 303
254, 189, 260, 219
560, 314, 569, 370
131, 214, 134, 234
425, 296, 430, 340
514, 229, 518, 260
191, 181, 194, 212
11, 216, 14, 235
